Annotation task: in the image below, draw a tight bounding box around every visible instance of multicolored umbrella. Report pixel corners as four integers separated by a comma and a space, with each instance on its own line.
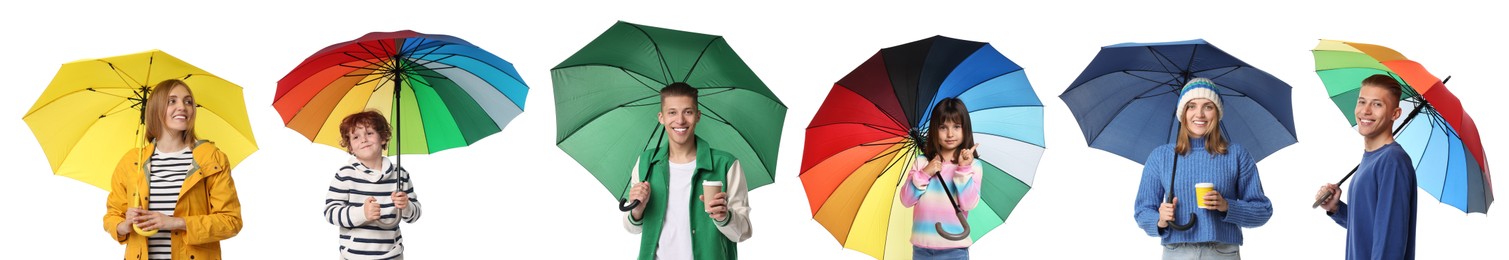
553, 21, 787, 210
801, 36, 1045, 259
1059, 39, 1296, 229
23, 50, 258, 190
275, 30, 527, 160
1312, 39, 1492, 213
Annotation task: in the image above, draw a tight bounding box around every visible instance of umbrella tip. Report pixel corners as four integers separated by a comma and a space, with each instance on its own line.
1443, 76, 1451, 84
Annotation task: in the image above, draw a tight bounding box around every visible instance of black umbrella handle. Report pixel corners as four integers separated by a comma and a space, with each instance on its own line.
619, 198, 642, 212
928, 171, 972, 241
1164, 145, 1197, 231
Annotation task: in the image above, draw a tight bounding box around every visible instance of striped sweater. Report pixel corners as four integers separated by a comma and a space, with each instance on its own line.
324, 157, 421, 260
147, 147, 193, 260
1133, 139, 1272, 246
899, 156, 983, 249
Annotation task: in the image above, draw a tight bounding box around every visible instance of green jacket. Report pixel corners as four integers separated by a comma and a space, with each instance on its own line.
625, 137, 751, 260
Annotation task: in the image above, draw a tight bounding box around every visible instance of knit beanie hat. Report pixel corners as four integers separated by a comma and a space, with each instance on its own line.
1176, 78, 1223, 119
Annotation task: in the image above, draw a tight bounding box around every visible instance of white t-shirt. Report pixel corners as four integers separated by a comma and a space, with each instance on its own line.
656, 160, 696, 259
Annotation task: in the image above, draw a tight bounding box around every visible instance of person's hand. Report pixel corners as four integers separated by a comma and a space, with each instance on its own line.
1158, 197, 1178, 228
629, 182, 651, 219
703, 192, 729, 222
915, 157, 943, 190
1316, 184, 1342, 213
135, 210, 184, 231
118, 207, 146, 235
392, 192, 410, 210
958, 143, 980, 167
364, 197, 381, 223
1203, 190, 1229, 212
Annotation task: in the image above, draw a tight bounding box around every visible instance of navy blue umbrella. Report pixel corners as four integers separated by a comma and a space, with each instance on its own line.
1059, 39, 1296, 230
1060, 39, 1296, 164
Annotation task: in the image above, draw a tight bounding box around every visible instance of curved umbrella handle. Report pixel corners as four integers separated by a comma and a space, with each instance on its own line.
1166, 213, 1197, 231
619, 198, 641, 212
934, 210, 972, 241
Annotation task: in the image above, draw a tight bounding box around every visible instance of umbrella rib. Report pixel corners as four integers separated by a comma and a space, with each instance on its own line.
836, 85, 913, 131
401, 42, 457, 70
1144, 47, 1181, 80
807, 141, 911, 224
620, 67, 665, 93
807, 121, 907, 136
342, 52, 395, 71
1195, 66, 1244, 82
104, 61, 144, 90
1113, 71, 1180, 89
409, 41, 452, 62
624, 23, 674, 83
677, 36, 722, 83
554, 92, 664, 145
1079, 81, 1175, 150
359, 41, 398, 69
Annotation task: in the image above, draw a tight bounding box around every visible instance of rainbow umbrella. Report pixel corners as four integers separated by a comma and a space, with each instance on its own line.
275, 30, 527, 164
801, 36, 1045, 259
23, 50, 258, 190
1312, 40, 1492, 213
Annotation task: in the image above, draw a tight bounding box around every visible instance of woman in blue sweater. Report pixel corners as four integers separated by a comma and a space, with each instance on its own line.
1133, 78, 1273, 259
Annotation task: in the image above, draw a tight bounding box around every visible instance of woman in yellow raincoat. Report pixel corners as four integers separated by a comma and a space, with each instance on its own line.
102, 79, 242, 260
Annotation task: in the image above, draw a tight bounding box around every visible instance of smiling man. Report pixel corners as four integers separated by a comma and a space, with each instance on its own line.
1315, 74, 1418, 260
622, 83, 753, 260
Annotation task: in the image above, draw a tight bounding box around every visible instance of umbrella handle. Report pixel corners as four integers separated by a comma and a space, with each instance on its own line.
618, 198, 641, 212
1167, 213, 1197, 231
927, 170, 972, 241
935, 211, 972, 241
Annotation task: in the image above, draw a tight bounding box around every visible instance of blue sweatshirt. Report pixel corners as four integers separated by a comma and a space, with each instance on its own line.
1328, 142, 1417, 260
1134, 139, 1272, 246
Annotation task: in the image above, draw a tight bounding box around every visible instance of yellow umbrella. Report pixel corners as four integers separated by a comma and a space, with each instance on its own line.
22, 50, 257, 190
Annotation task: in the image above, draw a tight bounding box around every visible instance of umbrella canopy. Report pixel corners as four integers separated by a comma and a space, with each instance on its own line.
1313, 39, 1492, 213
553, 21, 787, 204
1060, 39, 1297, 164
801, 36, 1045, 259
275, 30, 528, 156
23, 50, 258, 190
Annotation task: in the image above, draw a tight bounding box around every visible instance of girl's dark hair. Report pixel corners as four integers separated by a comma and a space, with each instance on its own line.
923, 97, 977, 163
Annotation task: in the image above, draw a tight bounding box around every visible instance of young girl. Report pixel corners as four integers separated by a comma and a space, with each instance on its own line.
104, 79, 243, 260
901, 97, 983, 260
1133, 78, 1272, 260
323, 110, 422, 259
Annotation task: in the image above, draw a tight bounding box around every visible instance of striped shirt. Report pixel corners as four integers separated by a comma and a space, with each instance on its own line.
147, 147, 193, 260
324, 157, 421, 260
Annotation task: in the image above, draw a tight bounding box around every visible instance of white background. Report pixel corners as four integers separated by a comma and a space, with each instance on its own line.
4, 0, 1505, 259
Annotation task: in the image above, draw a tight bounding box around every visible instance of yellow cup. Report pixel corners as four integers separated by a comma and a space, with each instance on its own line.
1195, 183, 1215, 209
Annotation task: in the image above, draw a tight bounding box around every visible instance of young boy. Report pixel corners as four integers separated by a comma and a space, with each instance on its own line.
623, 83, 753, 259
1315, 74, 1417, 260
323, 110, 422, 259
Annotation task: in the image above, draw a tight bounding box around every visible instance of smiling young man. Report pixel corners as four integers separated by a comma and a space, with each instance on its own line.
622, 83, 752, 259
1315, 74, 1417, 260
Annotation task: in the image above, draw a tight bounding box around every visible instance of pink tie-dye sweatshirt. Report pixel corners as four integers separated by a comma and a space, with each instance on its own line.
900, 156, 984, 249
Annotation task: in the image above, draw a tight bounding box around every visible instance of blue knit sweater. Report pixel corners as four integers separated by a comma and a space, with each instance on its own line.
1134, 138, 1273, 246
1328, 142, 1416, 260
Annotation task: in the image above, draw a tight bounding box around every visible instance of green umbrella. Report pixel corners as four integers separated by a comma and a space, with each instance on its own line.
553, 21, 787, 210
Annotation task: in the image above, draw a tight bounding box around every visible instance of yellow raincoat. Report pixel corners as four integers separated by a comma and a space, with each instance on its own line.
103, 140, 242, 260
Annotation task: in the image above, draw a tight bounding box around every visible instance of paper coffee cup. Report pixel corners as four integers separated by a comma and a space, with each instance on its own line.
1195, 183, 1215, 208
703, 180, 724, 195
702, 181, 724, 212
